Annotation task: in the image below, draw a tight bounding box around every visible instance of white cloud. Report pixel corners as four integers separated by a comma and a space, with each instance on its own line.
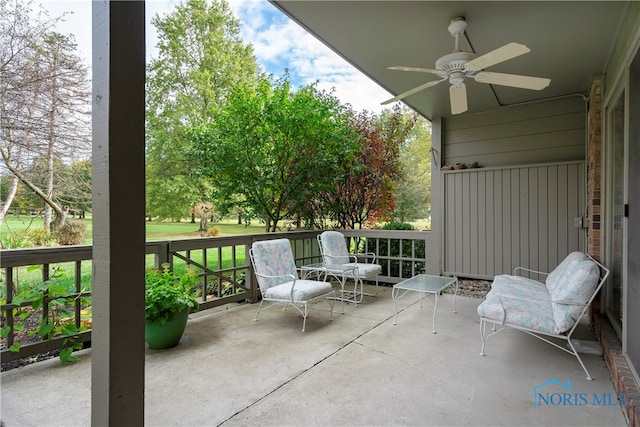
38, 0, 393, 113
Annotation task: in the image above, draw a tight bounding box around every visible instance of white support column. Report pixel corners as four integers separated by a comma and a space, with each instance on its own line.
429, 117, 444, 275
91, 1, 146, 425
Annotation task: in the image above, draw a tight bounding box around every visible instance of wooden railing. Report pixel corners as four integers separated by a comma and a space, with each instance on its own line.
1, 229, 432, 363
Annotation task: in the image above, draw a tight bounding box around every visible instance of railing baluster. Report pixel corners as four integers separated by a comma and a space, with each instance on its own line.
42, 263, 50, 340
75, 260, 82, 330
202, 248, 208, 301
5, 267, 15, 348
216, 247, 222, 297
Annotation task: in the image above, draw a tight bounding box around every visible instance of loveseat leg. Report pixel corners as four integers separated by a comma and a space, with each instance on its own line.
567, 338, 594, 381
479, 318, 487, 356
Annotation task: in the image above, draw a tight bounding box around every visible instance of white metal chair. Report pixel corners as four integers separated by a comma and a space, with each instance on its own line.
317, 230, 382, 309
250, 238, 335, 332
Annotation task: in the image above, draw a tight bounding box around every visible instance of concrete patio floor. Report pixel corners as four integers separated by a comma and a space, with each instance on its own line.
1, 284, 627, 426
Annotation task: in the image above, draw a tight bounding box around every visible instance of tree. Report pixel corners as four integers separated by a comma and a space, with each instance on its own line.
393, 115, 432, 223
0, 0, 91, 230
318, 105, 417, 229
145, 0, 260, 221
190, 75, 360, 232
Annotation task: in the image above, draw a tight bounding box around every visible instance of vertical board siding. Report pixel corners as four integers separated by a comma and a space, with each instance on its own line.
444, 97, 586, 168
444, 161, 585, 279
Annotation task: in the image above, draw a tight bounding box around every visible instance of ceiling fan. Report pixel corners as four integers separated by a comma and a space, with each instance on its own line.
382, 17, 551, 114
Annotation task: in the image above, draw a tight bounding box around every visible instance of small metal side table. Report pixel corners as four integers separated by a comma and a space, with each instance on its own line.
392, 274, 458, 333
300, 263, 360, 313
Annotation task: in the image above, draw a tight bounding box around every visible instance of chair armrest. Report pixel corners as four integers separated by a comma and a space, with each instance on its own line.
351, 252, 377, 263
322, 254, 359, 264
513, 266, 549, 277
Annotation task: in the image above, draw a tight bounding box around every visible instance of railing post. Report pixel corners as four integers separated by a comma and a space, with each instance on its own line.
154, 241, 170, 268
246, 240, 259, 303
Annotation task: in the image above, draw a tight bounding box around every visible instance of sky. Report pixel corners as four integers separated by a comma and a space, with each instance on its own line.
39, 0, 393, 114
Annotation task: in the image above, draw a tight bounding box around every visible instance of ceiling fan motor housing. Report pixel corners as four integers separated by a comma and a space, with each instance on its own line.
435, 51, 477, 75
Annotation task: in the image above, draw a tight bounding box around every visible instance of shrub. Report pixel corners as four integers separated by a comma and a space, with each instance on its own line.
56, 221, 87, 245
26, 228, 55, 246
368, 221, 426, 278
381, 222, 415, 231
205, 226, 220, 237
1, 229, 55, 248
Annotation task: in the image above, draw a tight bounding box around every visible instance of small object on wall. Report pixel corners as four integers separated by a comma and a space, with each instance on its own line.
454, 162, 466, 169
441, 164, 453, 170
467, 162, 480, 168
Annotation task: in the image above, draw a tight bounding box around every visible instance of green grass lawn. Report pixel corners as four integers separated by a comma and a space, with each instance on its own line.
0, 216, 264, 297
0, 214, 266, 245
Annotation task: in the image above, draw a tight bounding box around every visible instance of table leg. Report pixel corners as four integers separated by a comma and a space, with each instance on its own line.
392, 287, 399, 325
452, 277, 458, 313
432, 291, 439, 334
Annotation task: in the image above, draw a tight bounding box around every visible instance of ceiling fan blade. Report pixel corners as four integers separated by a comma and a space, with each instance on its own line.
464, 42, 530, 72
474, 71, 550, 90
450, 83, 468, 115
388, 66, 444, 76
381, 78, 446, 105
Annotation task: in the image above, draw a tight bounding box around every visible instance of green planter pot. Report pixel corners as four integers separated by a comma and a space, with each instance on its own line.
145, 308, 189, 349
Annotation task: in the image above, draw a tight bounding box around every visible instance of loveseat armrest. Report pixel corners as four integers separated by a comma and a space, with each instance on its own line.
513, 266, 549, 277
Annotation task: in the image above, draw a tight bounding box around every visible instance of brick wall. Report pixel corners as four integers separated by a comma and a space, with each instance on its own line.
588, 78, 639, 427
587, 78, 602, 261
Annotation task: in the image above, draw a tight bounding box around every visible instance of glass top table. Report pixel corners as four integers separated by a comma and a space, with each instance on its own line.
392, 274, 458, 333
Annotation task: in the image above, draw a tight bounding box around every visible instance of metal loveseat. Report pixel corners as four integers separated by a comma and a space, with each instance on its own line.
477, 251, 609, 380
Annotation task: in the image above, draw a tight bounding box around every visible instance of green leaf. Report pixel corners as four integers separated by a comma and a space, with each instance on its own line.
9, 342, 21, 352
38, 321, 54, 338
0, 325, 11, 338
59, 347, 79, 363
61, 323, 79, 335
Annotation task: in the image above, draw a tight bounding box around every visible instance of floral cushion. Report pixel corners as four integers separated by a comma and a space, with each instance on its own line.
251, 239, 299, 294
477, 291, 558, 334
341, 262, 383, 278
545, 251, 589, 293
319, 231, 352, 265
263, 279, 334, 302
490, 274, 549, 299
550, 260, 599, 332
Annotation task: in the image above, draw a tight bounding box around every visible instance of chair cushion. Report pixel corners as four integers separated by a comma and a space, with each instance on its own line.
545, 251, 588, 293
477, 291, 558, 334
490, 274, 549, 299
549, 259, 599, 304
263, 279, 334, 302
319, 231, 351, 265
550, 259, 600, 333
251, 239, 298, 293
346, 262, 382, 278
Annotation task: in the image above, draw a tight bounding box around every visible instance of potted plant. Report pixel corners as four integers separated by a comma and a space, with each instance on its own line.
144, 263, 199, 349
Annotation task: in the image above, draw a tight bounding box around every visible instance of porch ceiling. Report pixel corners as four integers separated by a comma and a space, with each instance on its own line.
270, 1, 629, 120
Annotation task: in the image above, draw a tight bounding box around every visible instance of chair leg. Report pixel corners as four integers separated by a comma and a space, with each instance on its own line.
301, 302, 309, 332
327, 295, 335, 321
253, 300, 265, 322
